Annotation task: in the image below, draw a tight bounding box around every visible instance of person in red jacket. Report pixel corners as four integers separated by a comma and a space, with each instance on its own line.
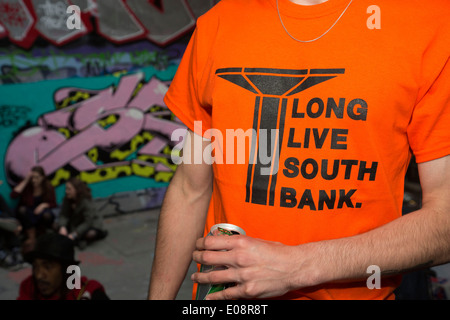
17, 233, 109, 300
10, 166, 57, 253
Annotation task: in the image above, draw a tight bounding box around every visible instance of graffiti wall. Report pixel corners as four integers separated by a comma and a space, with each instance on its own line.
0, 40, 180, 84
0, 65, 186, 216
0, 0, 219, 216
0, 0, 219, 48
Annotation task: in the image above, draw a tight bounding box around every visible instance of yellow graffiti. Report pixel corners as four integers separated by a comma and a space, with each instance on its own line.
110, 131, 154, 161
97, 114, 118, 128
46, 132, 177, 187
50, 168, 72, 186
80, 165, 133, 184
48, 154, 176, 188
56, 91, 92, 109
77, 157, 174, 184
132, 81, 144, 99
45, 80, 180, 189
87, 148, 98, 163
58, 127, 72, 138
154, 171, 173, 183
131, 161, 155, 178
161, 145, 173, 156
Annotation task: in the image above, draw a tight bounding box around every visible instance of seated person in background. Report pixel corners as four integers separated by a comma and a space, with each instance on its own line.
10, 166, 57, 252
57, 178, 108, 249
0, 192, 23, 269
18, 233, 110, 300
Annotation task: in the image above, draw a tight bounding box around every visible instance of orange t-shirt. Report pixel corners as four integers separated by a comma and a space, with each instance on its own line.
164, 0, 450, 300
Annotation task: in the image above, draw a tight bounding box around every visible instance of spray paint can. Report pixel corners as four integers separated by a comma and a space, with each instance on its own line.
195, 223, 246, 300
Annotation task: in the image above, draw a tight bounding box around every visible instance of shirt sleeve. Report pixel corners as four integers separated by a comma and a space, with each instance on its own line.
47, 185, 57, 208
10, 190, 20, 199
407, 24, 450, 163
16, 276, 34, 300
163, 13, 217, 138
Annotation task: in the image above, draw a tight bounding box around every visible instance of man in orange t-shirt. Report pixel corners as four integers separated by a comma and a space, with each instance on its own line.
148, 0, 450, 300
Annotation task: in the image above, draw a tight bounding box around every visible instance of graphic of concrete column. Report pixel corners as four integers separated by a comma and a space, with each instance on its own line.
216, 67, 345, 206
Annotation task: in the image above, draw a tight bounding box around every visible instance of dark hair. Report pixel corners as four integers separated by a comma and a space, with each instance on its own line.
31, 261, 71, 300
30, 166, 54, 203
28, 233, 80, 300
31, 166, 46, 177
66, 177, 92, 204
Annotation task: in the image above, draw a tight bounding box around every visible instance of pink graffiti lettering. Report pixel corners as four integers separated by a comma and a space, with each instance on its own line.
5, 74, 186, 185
4, 126, 97, 185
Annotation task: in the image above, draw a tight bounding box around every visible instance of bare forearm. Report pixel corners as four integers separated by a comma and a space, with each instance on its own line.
13, 177, 30, 194
191, 157, 450, 300
293, 157, 450, 289
148, 176, 211, 299
190, 205, 449, 300
297, 205, 450, 288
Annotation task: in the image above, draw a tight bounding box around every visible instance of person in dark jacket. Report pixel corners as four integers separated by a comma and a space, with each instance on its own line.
0, 191, 23, 269
57, 177, 108, 249
18, 233, 109, 300
10, 166, 57, 253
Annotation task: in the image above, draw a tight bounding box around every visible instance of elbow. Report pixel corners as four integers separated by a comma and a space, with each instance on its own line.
172, 163, 213, 205
181, 178, 213, 205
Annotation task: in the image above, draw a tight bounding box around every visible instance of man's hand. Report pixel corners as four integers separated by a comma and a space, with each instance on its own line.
191, 235, 314, 300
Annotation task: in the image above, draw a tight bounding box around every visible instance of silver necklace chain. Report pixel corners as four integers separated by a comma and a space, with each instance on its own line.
276, 0, 353, 43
